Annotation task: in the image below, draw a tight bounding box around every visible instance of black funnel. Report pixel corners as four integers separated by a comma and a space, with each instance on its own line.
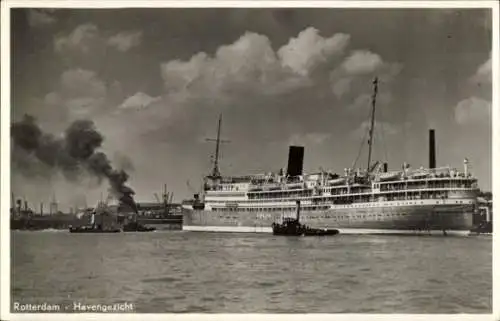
429, 129, 436, 169
286, 146, 304, 177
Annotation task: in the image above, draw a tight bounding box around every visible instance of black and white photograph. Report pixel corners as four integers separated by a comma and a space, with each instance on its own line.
1, 0, 497, 319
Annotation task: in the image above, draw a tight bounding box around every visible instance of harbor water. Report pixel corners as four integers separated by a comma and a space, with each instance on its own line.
11, 231, 492, 313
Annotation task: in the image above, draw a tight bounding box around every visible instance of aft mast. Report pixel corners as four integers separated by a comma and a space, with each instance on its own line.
213, 114, 222, 177
366, 77, 379, 172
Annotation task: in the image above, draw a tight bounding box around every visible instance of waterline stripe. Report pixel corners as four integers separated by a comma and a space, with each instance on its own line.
182, 225, 472, 236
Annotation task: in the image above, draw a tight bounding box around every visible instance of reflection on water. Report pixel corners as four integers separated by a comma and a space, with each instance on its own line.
11, 231, 492, 313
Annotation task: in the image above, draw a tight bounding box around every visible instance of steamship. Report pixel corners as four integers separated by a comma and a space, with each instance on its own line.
182, 78, 480, 235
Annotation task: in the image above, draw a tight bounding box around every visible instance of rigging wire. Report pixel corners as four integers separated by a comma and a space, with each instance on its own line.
352, 126, 369, 170
375, 88, 389, 165
378, 113, 389, 165
351, 101, 373, 170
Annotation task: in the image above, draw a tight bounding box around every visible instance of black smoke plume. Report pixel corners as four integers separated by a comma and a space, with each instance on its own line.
11, 114, 138, 213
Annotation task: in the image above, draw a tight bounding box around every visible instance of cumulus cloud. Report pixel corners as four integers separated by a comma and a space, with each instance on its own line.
455, 96, 491, 125
107, 31, 143, 52
43, 69, 109, 119
161, 28, 355, 102
119, 92, 161, 109
161, 32, 301, 99
159, 27, 401, 108
331, 51, 402, 98
162, 52, 210, 93
54, 23, 100, 54
341, 50, 383, 75
277, 27, 350, 76
470, 55, 491, 85
55, 24, 143, 57
455, 55, 492, 126
60, 69, 107, 98
28, 9, 57, 27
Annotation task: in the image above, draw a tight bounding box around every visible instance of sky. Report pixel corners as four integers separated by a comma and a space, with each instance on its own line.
10, 7, 492, 209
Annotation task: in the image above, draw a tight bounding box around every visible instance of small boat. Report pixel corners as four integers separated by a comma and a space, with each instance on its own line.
69, 225, 121, 233
122, 221, 156, 232
469, 221, 492, 235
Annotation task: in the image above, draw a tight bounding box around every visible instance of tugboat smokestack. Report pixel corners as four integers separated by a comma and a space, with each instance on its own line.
429, 129, 436, 169
296, 200, 301, 222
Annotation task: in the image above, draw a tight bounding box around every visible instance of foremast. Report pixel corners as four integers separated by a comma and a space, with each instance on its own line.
206, 114, 229, 179
212, 114, 222, 177
204, 113, 231, 193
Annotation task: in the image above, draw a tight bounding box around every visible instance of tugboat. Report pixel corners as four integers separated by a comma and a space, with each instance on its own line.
271, 201, 339, 236
272, 217, 305, 236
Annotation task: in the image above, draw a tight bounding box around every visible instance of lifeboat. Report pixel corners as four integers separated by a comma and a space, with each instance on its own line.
379, 172, 400, 181
410, 171, 429, 179
328, 178, 346, 186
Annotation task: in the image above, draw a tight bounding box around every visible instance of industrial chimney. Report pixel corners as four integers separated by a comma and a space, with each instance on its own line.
429, 129, 436, 169
16, 199, 22, 215
286, 146, 304, 177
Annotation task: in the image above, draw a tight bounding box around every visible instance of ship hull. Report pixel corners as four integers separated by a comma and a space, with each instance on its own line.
183, 200, 475, 235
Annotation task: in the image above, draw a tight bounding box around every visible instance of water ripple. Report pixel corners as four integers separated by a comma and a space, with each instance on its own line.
11, 231, 492, 313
